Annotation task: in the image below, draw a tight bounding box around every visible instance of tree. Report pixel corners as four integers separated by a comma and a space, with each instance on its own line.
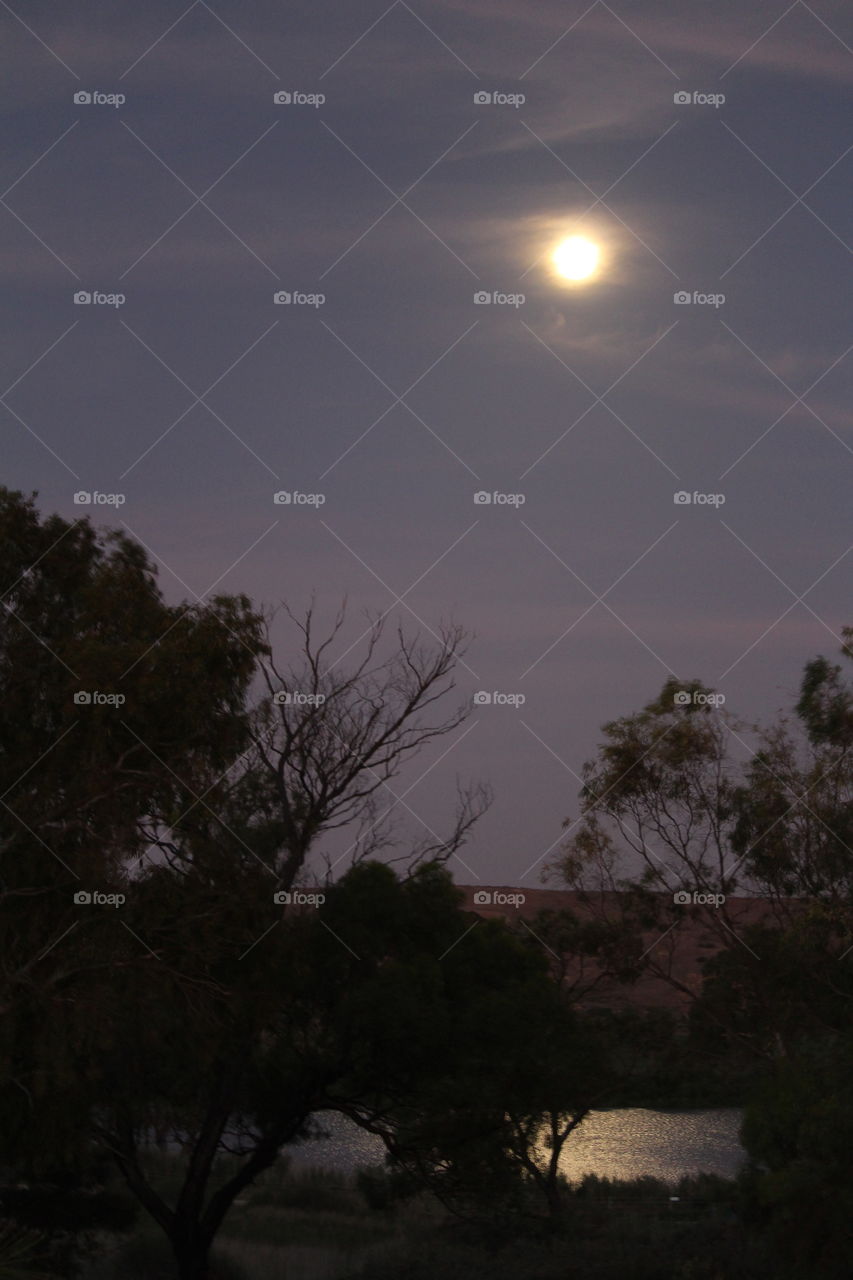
57, 596, 490, 1279
320, 880, 621, 1233
1, 493, 500, 1277
0, 487, 266, 1175
86, 857, 596, 1277
551, 642, 853, 1043
551, 633, 853, 1272
739, 1034, 853, 1279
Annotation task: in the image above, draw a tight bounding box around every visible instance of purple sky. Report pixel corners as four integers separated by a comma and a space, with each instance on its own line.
2, 0, 851, 886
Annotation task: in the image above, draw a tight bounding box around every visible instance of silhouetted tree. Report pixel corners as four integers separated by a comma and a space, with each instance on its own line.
0, 487, 266, 1176
553, 631, 853, 1275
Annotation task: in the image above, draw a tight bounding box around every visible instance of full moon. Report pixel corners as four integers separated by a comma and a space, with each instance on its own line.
553, 236, 600, 281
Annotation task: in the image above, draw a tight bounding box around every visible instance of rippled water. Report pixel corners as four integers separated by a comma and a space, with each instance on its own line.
289, 1108, 745, 1184
556, 1108, 744, 1182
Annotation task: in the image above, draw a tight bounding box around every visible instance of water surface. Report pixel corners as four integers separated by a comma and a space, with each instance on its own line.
290, 1107, 745, 1183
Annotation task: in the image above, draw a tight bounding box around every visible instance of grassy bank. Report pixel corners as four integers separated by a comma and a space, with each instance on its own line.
65, 1153, 778, 1280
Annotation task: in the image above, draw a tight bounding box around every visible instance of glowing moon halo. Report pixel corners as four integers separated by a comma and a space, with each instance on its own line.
552, 235, 600, 281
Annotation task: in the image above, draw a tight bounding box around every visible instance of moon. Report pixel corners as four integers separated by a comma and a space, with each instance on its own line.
552, 236, 600, 281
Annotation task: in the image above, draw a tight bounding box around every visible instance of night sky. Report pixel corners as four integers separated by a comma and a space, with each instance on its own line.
2, 0, 851, 886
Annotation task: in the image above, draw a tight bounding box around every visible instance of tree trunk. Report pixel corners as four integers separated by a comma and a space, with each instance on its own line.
170, 1221, 214, 1280
544, 1143, 566, 1228
544, 1176, 565, 1225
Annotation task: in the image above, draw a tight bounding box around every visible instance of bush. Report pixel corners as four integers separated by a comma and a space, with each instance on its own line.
259, 1167, 359, 1214
79, 1231, 249, 1280
0, 1221, 54, 1279
355, 1165, 418, 1212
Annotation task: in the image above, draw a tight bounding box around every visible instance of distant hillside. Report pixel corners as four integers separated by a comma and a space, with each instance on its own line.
457, 885, 777, 1015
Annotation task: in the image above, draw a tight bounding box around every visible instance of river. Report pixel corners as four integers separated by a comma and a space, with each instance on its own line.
287, 1107, 745, 1183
